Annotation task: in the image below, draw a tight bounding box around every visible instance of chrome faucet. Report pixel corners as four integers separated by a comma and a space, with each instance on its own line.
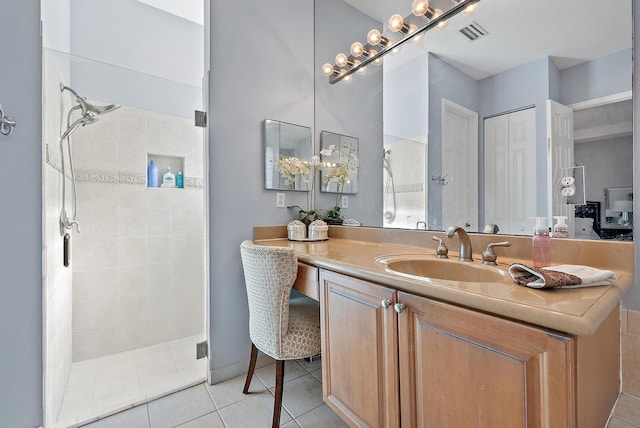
445, 226, 473, 262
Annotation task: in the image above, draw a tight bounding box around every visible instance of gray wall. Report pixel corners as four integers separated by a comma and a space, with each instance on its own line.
208, 0, 314, 379
314, 0, 383, 226
561, 48, 632, 105
0, 1, 44, 426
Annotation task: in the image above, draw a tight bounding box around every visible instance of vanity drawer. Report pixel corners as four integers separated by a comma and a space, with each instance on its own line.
293, 263, 319, 301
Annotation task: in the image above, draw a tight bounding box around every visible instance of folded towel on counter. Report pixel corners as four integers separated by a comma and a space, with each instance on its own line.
508, 264, 617, 289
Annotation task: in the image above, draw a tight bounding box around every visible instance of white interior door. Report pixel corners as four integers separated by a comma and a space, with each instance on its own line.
508, 108, 537, 234
442, 99, 478, 231
484, 108, 535, 234
484, 114, 509, 233
546, 100, 575, 236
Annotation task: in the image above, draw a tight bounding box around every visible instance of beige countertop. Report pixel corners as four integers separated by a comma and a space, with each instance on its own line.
254, 235, 633, 336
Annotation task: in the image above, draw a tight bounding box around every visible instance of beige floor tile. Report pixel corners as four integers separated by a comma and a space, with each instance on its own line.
607, 416, 638, 428
217, 391, 293, 428
295, 404, 350, 428
611, 394, 640, 427
281, 420, 301, 427
147, 384, 215, 428
174, 411, 225, 428
256, 361, 308, 389
296, 357, 322, 373
205, 373, 268, 409
278, 374, 324, 418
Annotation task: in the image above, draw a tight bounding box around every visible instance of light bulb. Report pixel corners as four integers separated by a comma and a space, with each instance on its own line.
356, 65, 367, 75
435, 19, 448, 30
335, 53, 350, 67
462, 3, 479, 16
433, 9, 448, 30
388, 14, 406, 33
367, 29, 382, 45
350, 42, 365, 57
322, 63, 335, 76
411, 0, 430, 16
373, 57, 383, 66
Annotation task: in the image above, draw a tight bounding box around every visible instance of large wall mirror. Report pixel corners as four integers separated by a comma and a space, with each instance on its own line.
264, 119, 312, 191
314, 0, 633, 240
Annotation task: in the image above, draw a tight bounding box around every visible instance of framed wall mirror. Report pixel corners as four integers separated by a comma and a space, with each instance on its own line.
264, 119, 312, 191
320, 130, 359, 194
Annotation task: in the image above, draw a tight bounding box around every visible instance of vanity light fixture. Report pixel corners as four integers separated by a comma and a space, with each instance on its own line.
323, 0, 481, 84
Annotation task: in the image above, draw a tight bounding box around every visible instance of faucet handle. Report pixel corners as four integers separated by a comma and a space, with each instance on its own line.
482, 241, 511, 265
432, 236, 449, 259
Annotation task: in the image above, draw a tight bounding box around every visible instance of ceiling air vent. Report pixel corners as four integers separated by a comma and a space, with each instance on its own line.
459, 21, 489, 42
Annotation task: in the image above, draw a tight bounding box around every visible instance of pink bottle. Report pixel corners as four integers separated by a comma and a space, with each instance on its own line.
532, 217, 551, 268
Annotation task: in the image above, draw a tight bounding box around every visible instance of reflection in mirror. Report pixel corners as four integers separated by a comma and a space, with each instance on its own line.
264, 119, 312, 191
320, 130, 359, 194
315, 0, 632, 240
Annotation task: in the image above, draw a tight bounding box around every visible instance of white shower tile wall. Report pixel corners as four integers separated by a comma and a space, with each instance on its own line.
71, 105, 205, 361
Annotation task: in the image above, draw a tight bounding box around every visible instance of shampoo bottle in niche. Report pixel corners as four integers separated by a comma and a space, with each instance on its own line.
176, 171, 184, 188
162, 167, 176, 187
147, 160, 158, 187
553, 216, 569, 238
532, 217, 550, 268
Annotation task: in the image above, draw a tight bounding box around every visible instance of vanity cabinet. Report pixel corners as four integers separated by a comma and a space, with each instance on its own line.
320, 270, 619, 428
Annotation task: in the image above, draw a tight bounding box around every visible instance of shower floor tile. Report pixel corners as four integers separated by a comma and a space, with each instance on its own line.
54, 335, 206, 428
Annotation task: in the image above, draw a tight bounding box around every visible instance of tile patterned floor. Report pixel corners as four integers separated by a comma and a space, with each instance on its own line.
55, 335, 207, 428
77, 358, 347, 428
59, 345, 638, 428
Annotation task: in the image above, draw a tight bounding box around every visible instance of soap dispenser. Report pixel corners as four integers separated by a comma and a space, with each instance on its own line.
553, 216, 569, 238
532, 217, 550, 268
162, 167, 176, 187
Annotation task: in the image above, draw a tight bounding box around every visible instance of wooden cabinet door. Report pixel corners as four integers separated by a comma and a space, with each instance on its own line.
397, 291, 575, 428
320, 270, 400, 427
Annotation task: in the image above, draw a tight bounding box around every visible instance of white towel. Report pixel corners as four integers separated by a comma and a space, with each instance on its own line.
508, 263, 617, 289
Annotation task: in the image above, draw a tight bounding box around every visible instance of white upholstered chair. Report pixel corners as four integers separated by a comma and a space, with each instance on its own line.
239, 240, 321, 428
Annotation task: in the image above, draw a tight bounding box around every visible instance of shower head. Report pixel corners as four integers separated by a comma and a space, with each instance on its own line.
61, 113, 98, 140
60, 83, 121, 117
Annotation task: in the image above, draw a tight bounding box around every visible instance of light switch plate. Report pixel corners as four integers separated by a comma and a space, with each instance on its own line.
276, 193, 286, 208
341, 196, 349, 208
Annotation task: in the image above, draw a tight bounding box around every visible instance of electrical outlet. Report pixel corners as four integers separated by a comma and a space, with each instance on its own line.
276, 193, 285, 208
341, 195, 349, 208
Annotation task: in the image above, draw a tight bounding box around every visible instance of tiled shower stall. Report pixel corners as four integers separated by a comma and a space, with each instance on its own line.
43, 48, 207, 427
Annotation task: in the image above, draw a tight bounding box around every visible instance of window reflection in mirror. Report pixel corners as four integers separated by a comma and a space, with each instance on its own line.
264, 119, 312, 191
320, 130, 359, 194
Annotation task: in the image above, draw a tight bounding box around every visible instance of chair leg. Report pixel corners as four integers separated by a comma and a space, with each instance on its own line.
242, 343, 259, 394
272, 360, 285, 428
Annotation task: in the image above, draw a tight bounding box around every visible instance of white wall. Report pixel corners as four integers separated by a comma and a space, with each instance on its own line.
0, 1, 43, 426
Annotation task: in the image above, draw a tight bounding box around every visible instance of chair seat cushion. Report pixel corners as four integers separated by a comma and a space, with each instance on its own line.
273, 297, 321, 360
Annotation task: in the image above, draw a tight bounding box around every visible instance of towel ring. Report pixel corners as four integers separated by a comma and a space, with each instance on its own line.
0, 103, 16, 136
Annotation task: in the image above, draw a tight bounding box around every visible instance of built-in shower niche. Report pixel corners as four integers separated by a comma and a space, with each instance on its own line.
148, 153, 185, 188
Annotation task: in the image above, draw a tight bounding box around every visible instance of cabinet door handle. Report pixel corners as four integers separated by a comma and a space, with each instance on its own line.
381, 299, 391, 309
394, 303, 406, 313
